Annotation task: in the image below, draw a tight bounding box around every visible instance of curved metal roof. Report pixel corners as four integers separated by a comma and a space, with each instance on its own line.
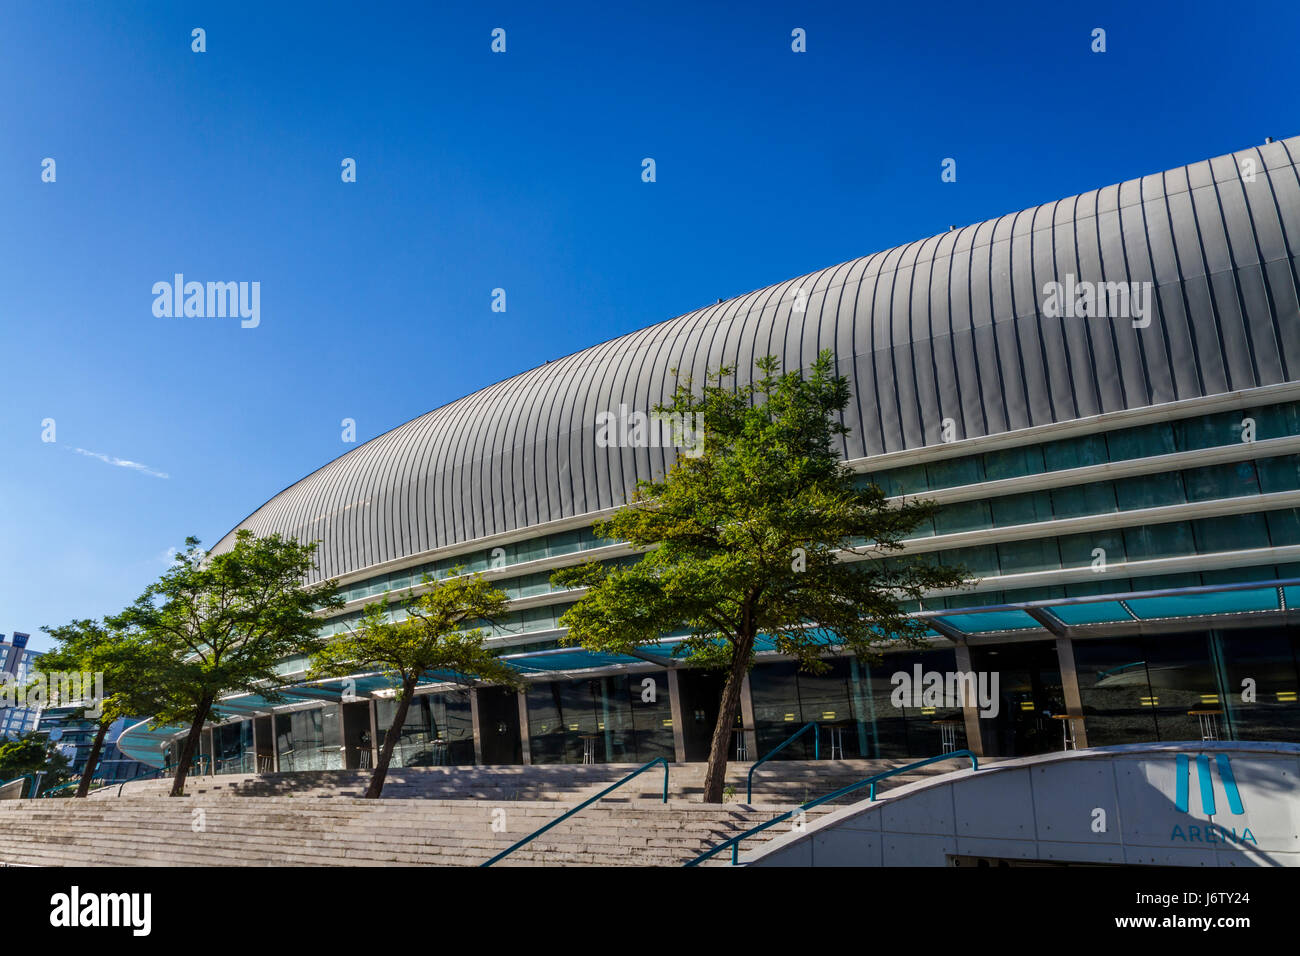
214, 136, 1300, 584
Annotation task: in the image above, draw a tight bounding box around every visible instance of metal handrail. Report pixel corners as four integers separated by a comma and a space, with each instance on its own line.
747, 721, 819, 803
480, 757, 670, 867
0, 774, 40, 799
686, 749, 979, 867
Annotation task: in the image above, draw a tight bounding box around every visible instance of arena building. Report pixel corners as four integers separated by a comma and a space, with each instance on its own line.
120, 135, 1300, 779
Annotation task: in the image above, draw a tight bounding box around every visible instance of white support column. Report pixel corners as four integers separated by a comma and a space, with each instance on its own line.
667, 670, 686, 763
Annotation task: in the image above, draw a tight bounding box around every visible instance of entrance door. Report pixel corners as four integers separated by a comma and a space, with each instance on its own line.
971, 641, 1065, 757
341, 701, 373, 770
477, 688, 523, 765
678, 670, 726, 762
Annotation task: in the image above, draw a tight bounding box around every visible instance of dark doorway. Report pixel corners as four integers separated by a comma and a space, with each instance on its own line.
678, 670, 727, 762
254, 716, 273, 774
970, 641, 1065, 757
477, 688, 523, 764
341, 701, 373, 770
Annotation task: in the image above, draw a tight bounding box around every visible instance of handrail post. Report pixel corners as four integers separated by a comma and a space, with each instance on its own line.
482, 757, 671, 866
746, 721, 819, 803
688, 748, 981, 867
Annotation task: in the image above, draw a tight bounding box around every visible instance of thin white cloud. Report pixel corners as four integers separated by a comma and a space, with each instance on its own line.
72, 447, 170, 479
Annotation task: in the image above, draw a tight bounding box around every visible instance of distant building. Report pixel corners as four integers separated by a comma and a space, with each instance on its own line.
36, 708, 153, 784
0, 633, 40, 739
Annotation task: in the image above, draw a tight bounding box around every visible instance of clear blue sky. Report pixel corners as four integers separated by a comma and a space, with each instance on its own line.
3, 1, 1297, 651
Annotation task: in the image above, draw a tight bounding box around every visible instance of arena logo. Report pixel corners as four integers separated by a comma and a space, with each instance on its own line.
1040, 274, 1153, 328
151, 274, 261, 328
595, 405, 704, 457
0, 670, 104, 719
1169, 753, 1255, 846
890, 666, 999, 718
49, 886, 151, 936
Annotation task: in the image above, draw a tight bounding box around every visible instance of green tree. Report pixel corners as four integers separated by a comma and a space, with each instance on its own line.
553, 352, 966, 803
38, 618, 172, 797
0, 734, 71, 793
116, 531, 343, 797
310, 571, 519, 798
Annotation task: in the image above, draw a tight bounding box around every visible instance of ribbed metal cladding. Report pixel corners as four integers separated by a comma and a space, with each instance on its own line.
214, 137, 1300, 584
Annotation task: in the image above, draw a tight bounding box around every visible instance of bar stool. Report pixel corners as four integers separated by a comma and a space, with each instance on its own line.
826, 724, 845, 760
734, 727, 754, 761
1188, 709, 1223, 741
579, 734, 600, 764
1050, 714, 1080, 750
933, 718, 961, 754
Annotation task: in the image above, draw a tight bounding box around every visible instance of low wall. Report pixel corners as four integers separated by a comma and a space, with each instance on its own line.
748, 741, 1300, 867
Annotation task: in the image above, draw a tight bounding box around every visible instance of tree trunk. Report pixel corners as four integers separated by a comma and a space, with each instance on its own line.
76, 720, 111, 798
366, 682, 414, 799
170, 696, 213, 797
701, 632, 755, 804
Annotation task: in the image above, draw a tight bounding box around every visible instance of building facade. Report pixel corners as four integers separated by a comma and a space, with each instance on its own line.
0, 633, 41, 739
120, 135, 1300, 775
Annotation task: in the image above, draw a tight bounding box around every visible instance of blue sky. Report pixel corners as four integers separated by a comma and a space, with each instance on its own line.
3, 0, 1297, 651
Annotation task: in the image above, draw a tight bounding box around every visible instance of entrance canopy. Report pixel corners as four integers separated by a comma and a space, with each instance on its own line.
116, 576, 1299, 767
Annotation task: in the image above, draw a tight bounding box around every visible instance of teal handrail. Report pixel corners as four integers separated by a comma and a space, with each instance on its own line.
112, 768, 165, 797
747, 721, 819, 803
686, 749, 978, 867
0, 773, 40, 799
481, 757, 670, 867
39, 775, 103, 798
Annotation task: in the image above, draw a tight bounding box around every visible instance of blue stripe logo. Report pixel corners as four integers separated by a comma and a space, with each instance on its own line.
1174, 753, 1245, 816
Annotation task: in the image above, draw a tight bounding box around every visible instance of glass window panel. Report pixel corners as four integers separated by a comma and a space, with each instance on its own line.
1182, 461, 1259, 501
933, 499, 992, 534
547, 530, 582, 557
1266, 508, 1300, 547
990, 490, 1053, 526
1123, 522, 1194, 562
925, 456, 984, 490
1192, 514, 1270, 553
1107, 422, 1175, 462
1174, 410, 1241, 451
1114, 472, 1186, 510
1057, 530, 1125, 569
1050, 481, 1117, 519
1217, 628, 1300, 742
996, 537, 1062, 575
939, 545, 998, 577
1072, 639, 1159, 746
1043, 433, 1109, 471
1255, 402, 1300, 441
982, 444, 1044, 481
1256, 455, 1300, 494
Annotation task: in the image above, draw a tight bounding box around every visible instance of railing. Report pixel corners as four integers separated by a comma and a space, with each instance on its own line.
747, 721, 819, 803
0, 774, 40, 799
686, 750, 979, 867
39, 776, 102, 798
480, 757, 670, 867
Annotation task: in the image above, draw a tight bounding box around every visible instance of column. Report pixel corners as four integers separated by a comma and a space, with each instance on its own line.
469, 688, 484, 765
1055, 635, 1089, 750
739, 672, 757, 761
517, 689, 532, 765
953, 642, 986, 757
666, 669, 686, 763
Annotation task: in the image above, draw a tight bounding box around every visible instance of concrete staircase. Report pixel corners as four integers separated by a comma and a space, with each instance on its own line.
0, 796, 823, 867
0, 759, 980, 866
87, 758, 968, 805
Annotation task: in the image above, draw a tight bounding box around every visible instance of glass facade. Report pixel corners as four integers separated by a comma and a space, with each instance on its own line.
163, 396, 1300, 771
527, 672, 674, 764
